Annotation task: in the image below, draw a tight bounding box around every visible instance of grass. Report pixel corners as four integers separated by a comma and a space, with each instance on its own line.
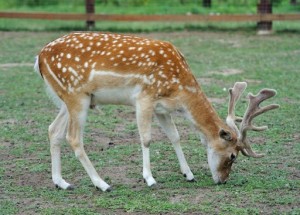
0, 19, 300, 34
0, 30, 299, 214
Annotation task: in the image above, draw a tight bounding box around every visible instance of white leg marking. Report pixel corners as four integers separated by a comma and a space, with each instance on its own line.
136, 97, 157, 186
155, 113, 194, 181
142, 145, 157, 186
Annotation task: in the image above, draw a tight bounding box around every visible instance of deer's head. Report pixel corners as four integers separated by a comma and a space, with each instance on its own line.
206, 82, 279, 184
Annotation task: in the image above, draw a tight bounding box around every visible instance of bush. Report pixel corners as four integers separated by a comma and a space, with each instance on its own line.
96, 0, 150, 7
0, 0, 60, 8
272, 0, 284, 6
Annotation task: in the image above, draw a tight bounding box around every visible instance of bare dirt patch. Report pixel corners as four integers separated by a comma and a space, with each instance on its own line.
0, 118, 19, 125
248, 136, 268, 145
197, 77, 224, 86
217, 38, 242, 48
208, 68, 244, 76
244, 79, 262, 84
208, 97, 226, 104
0, 63, 33, 68
281, 97, 300, 104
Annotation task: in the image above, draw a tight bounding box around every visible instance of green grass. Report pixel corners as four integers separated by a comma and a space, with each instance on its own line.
0, 19, 300, 34
0, 31, 299, 214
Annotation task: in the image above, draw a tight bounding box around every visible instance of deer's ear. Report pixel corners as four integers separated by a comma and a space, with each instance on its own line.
219, 129, 232, 141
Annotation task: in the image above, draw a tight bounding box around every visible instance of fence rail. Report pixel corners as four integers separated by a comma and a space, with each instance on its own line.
1, 11, 300, 23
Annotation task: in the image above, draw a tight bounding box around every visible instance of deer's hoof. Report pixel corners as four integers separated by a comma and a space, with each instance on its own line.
66, 184, 75, 190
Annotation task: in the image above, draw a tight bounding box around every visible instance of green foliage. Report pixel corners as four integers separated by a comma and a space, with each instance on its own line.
272, 0, 284, 6
1, 0, 59, 7
110, 0, 151, 7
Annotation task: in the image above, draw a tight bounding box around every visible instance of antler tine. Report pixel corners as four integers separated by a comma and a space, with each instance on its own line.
240, 88, 280, 158
226, 82, 247, 134
240, 143, 265, 158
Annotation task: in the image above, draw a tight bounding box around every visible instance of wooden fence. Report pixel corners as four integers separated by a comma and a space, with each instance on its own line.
1, 0, 300, 33
1, 11, 300, 22
0, 11, 299, 33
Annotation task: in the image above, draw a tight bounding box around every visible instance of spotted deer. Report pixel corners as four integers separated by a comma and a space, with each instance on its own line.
34, 32, 279, 191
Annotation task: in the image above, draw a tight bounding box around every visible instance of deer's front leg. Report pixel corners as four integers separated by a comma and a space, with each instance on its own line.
136, 97, 156, 187
66, 98, 111, 192
155, 113, 194, 181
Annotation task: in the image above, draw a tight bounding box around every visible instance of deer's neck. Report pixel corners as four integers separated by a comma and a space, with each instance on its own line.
182, 91, 225, 141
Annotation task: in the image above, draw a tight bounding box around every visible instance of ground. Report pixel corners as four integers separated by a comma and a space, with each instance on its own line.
0, 31, 299, 215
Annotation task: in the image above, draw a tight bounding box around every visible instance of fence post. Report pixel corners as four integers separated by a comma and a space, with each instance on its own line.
290, 0, 297, 5
257, 0, 272, 35
203, 0, 211, 8
85, 0, 95, 30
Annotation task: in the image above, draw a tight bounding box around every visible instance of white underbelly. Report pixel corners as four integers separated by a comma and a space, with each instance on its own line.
92, 85, 142, 106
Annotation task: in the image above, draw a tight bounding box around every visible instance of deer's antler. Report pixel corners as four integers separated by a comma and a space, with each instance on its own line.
239, 89, 280, 157
226, 82, 247, 136
226, 82, 279, 158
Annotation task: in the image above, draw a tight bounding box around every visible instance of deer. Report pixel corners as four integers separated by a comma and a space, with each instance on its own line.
34, 32, 279, 192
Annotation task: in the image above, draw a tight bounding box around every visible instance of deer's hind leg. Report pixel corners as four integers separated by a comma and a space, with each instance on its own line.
65, 95, 111, 191
49, 103, 73, 189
